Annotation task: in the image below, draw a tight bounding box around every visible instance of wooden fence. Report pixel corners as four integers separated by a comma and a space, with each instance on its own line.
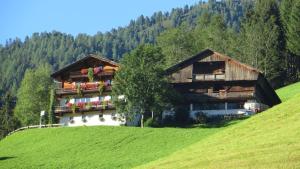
6, 124, 63, 137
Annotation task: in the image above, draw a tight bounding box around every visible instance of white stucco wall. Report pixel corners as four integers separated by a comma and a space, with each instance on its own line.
59, 110, 141, 127
59, 110, 126, 127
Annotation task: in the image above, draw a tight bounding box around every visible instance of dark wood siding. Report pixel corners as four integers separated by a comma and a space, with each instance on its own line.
200, 53, 258, 81
169, 65, 193, 83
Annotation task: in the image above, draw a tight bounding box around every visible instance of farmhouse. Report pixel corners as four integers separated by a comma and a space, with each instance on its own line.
51, 55, 128, 126
51, 49, 281, 126
165, 49, 281, 118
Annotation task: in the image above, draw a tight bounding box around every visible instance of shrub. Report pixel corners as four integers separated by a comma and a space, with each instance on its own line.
144, 118, 160, 127
174, 105, 190, 125
194, 112, 207, 124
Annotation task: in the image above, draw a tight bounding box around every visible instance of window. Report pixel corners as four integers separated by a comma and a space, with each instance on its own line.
82, 115, 87, 123
193, 61, 225, 81
69, 116, 74, 124
194, 103, 225, 110
111, 113, 117, 121
99, 113, 105, 122
227, 102, 243, 109
193, 61, 225, 74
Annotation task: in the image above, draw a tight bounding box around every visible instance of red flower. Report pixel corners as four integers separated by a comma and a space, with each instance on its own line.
77, 102, 85, 109
66, 102, 73, 108
92, 101, 100, 106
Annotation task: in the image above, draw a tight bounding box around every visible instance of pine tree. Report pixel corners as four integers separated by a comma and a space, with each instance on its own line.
239, 0, 284, 86
286, 1, 300, 56
0, 93, 19, 138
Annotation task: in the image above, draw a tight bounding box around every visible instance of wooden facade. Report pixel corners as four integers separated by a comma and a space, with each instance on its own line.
50, 55, 126, 126
165, 49, 281, 115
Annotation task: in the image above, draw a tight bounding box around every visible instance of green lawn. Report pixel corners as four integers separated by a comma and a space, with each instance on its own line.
0, 81, 299, 169
276, 81, 300, 102
0, 126, 220, 169
137, 85, 300, 169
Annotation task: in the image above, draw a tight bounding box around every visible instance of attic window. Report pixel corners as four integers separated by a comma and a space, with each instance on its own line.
193, 61, 225, 81
193, 61, 225, 74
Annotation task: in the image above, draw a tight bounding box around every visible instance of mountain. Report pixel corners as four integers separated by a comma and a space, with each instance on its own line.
0, 0, 253, 96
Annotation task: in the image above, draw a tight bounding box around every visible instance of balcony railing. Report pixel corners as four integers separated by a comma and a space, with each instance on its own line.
69, 71, 114, 79
192, 73, 225, 81
55, 83, 112, 96
54, 103, 114, 114
185, 90, 254, 102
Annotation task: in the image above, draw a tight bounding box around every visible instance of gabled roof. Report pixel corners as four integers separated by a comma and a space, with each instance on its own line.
164, 49, 281, 106
165, 49, 261, 75
51, 54, 118, 78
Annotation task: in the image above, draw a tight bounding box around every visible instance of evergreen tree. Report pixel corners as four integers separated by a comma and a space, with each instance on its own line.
0, 93, 19, 138
286, 1, 300, 56
14, 65, 52, 126
48, 88, 55, 124
280, 0, 300, 81
157, 24, 198, 68
238, 0, 284, 86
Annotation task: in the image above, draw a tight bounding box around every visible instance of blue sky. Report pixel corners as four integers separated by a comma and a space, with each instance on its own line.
0, 0, 201, 44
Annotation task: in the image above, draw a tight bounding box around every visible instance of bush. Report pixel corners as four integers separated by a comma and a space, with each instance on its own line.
144, 118, 160, 127
162, 115, 175, 126
174, 106, 190, 125
194, 112, 207, 124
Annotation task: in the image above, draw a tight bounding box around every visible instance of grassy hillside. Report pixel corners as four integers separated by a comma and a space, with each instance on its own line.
0, 126, 220, 169
137, 87, 300, 168
276, 81, 300, 102
0, 82, 299, 169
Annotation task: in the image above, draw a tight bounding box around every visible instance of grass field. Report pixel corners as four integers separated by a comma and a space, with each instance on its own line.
0, 82, 299, 169
0, 126, 221, 169
137, 85, 300, 169
276, 81, 300, 102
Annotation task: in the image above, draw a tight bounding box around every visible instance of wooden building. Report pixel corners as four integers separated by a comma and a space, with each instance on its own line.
51, 49, 281, 126
51, 55, 128, 126
165, 49, 281, 118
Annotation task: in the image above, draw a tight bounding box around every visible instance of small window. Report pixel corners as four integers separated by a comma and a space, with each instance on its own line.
82, 115, 87, 123
99, 113, 105, 122
69, 116, 74, 124
111, 113, 117, 121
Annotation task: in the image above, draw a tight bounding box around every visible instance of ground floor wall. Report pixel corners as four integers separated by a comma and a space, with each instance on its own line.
163, 100, 269, 120
59, 110, 141, 127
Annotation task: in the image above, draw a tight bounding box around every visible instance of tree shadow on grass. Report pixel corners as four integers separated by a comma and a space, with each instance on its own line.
159, 116, 250, 129
0, 156, 15, 161
188, 116, 250, 128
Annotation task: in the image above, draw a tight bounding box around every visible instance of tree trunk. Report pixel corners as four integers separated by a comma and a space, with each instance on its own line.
140, 114, 144, 128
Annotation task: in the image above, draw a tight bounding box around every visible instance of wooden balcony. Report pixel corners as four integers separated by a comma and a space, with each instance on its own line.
192, 73, 225, 81
54, 104, 115, 114
69, 71, 114, 79
55, 85, 112, 97
184, 90, 254, 102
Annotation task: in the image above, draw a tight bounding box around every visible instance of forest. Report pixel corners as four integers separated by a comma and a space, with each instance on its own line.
0, 0, 299, 136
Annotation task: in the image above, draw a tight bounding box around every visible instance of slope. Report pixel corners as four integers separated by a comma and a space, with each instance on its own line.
137, 84, 300, 169
276, 81, 300, 102
0, 126, 219, 169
